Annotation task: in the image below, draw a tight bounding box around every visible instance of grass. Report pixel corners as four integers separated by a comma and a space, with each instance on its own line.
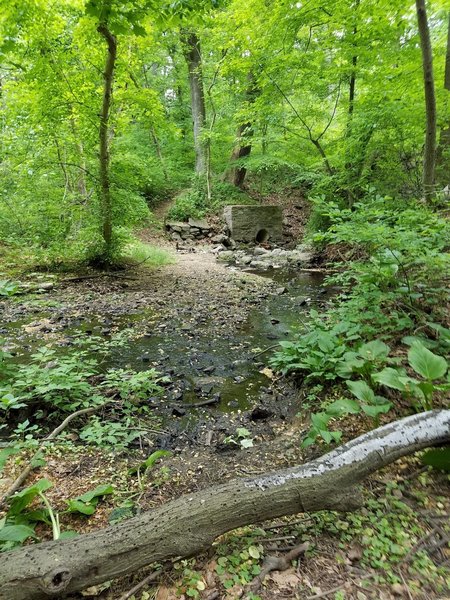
121, 240, 175, 268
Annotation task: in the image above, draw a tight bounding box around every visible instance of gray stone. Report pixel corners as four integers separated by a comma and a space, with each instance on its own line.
211, 233, 229, 244
216, 251, 234, 262
188, 217, 210, 230
223, 205, 283, 243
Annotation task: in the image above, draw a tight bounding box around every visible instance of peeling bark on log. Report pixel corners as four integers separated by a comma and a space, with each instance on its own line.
0, 410, 448, 600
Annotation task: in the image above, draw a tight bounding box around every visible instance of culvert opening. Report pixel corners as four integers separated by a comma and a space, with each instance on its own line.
255, 229, 269, 243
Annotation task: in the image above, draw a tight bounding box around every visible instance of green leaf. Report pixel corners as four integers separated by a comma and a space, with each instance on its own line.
248, 546, 260, 559
372, 368, 407, 391
8, 479, 52, 516
361, 403, 392, 418
240, 438, 254, 449
346, 380, 375, 404
421, 447, 450, 472
76, 484, 113, 504
326, 398, 360, 416
128, 450, 171, 475
66, 499, 96, 515
408, 343, 447, 380
358, 340, 390, 360
0, 524, 37, 542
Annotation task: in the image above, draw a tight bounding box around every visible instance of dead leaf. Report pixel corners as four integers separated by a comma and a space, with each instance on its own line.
155, 586, 179, 600
259, 367, 275, 379
269, 568, 300, 589
347, 543, 363, 562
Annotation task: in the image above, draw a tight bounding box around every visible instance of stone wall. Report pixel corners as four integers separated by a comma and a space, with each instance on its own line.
223, 205, 282, 243
165, 218, 211, 241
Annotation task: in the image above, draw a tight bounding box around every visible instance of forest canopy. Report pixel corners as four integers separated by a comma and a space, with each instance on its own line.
0, 0, 449, 264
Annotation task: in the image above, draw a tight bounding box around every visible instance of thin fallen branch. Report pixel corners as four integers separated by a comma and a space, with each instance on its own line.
245, 542, 309, 595
0, 402, 113, 508
118, 568, 162, 600
307, 583, 346, 599
182, 397, 221, 409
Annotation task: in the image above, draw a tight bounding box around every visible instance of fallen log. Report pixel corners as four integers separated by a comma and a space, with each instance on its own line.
0, 410, 448, 600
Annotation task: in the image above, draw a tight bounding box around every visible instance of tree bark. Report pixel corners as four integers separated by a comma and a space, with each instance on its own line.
224, 73, 258, 189
97, 22, 117, 256
182, 31, 206, 175
0, 410, 448, 600
415, 0, 437, 202
436, 13, 450, 185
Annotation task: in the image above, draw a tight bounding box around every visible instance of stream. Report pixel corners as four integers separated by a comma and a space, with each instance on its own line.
1, 267, 329, 446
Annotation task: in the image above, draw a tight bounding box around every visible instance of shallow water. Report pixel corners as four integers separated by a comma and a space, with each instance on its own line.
2, 270, 328, 421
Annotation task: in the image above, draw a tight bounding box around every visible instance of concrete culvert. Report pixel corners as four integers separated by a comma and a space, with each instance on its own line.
256, 229, 269, 243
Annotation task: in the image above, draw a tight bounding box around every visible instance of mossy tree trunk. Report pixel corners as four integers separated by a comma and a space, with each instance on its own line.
97, 22, 117, 258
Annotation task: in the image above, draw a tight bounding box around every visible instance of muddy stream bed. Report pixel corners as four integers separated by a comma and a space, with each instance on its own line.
0, 260, 330, 451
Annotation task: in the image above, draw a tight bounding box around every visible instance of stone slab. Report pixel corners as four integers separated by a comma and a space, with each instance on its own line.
223, 205, 283, 243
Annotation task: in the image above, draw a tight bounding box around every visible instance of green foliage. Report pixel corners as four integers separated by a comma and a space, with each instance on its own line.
0, 336, 165, 449
66, 484, 113, 515
121, 241, 174, 268
128, 450, 172, 476
167, 177, 253, 221
0, 280, 20, 297
373, 342, 449, 411
224, 427, 254, 449
0, 479, 112, 551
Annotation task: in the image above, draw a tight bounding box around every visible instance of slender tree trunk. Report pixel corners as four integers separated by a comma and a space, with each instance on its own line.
224, 72, 258, 189
224, 122, 253, 188
182, 31, 206, 175
97, 22, 117, 257
436, 13, 450, 185
0, 411, 448, 600
415, 0, 437, 202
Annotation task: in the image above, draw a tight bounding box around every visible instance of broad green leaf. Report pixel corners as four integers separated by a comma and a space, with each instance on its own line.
361, 403, 392, 418
77, 484, 113, 504
0, 524, 36, 542
326, 398, 360, 416
346, 380, 375, 404
58, 531, 78, 540
8, 479, 52, 516
408, 343, 447, 380
358, 340, 390, 360
248, 546, 260, 559
66, 499, 96, 515
421, 448, 450, 472
372, 368, 407, 391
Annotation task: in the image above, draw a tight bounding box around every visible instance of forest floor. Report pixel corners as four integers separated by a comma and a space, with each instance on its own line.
0, 201, 449, 600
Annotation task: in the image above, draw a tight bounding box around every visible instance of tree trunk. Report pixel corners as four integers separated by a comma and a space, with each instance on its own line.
436, 12, 450, 185
415, 0, 437, 202
97, 22, 117, 257
182, 31, 206, 175
224, 73, 258, 189
0, 410, 448, 600
224, 122, 253, 188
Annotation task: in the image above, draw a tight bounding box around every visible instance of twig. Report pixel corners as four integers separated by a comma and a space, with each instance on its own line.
0, 402, 113, 508
118, 568, 162, 600
253, 344, 279, 357
182, 397, 221, 409
398, 569, 414, 600
244, 542, 309, 596
264, 516, 313, 530
255, 535, 296, 543
307, 583, 346, 599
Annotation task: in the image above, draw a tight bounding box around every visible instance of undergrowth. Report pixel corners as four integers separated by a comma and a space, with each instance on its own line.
272, 194, 450, 447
